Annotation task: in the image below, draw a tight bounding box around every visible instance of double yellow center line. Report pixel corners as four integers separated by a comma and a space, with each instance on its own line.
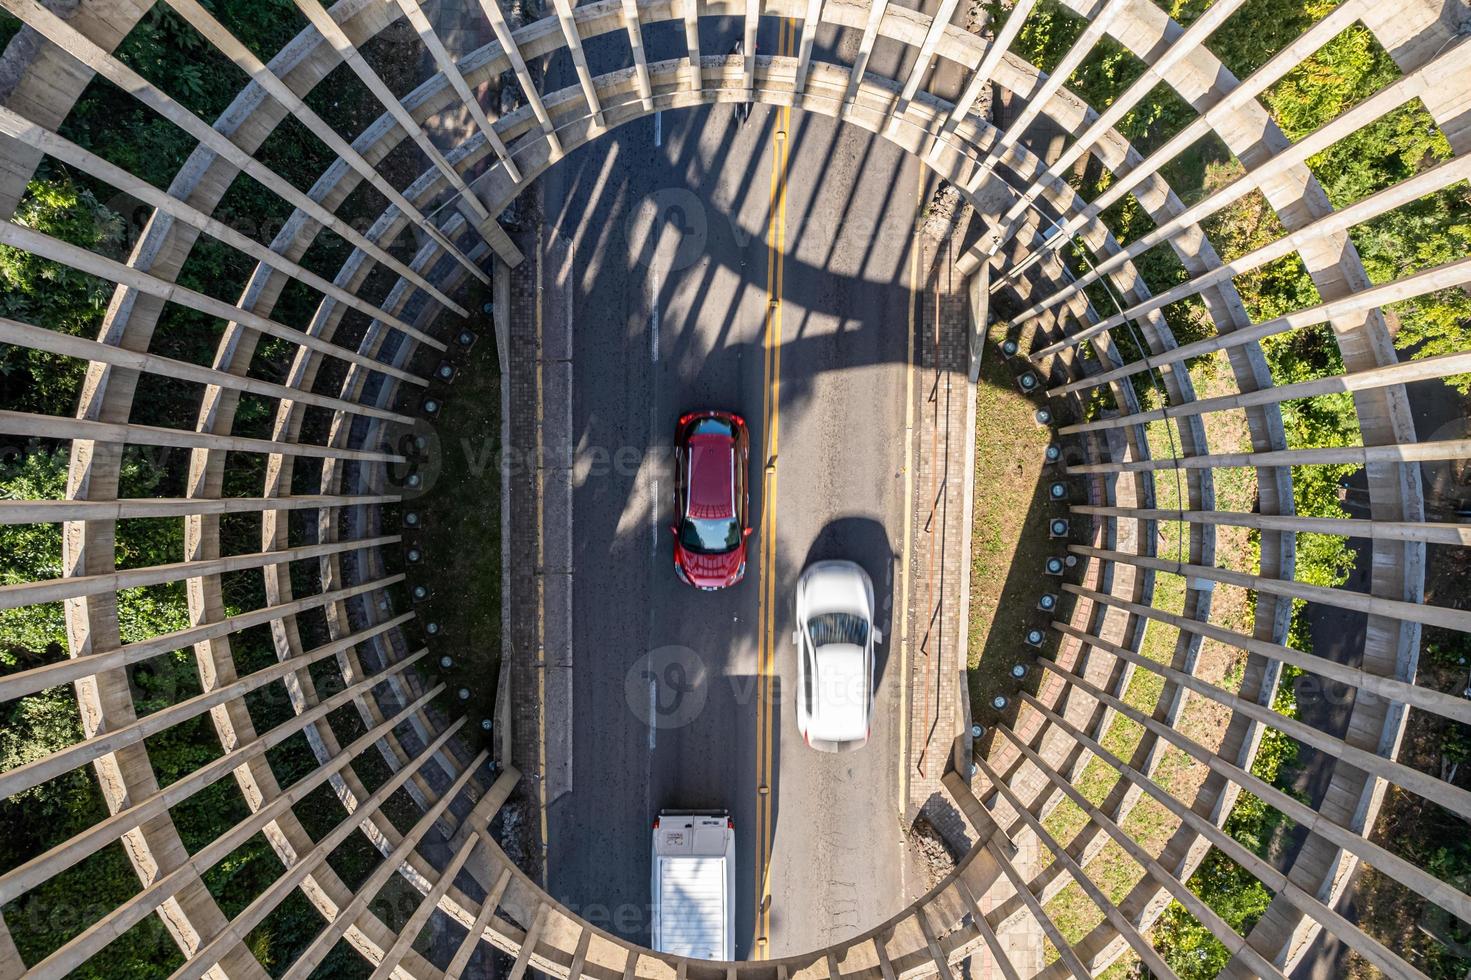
753, 17, 795, 960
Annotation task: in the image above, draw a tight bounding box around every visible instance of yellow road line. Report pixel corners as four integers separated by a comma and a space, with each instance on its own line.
897, 167, 925, 822
754, 17, 795, 959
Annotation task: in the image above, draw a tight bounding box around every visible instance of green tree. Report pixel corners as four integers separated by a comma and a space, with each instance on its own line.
0, 170, 127, 416
0, 446, 190, 665
0, 446, 198, 977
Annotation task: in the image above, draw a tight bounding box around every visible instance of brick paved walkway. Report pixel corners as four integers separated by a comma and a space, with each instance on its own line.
904, 229, 977, 834
501, 188, 551, 883
500, 172, 578, 883
903, 214, 1050, 977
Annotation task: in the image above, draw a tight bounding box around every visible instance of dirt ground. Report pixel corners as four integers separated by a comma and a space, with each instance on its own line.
905, 816, 961, 896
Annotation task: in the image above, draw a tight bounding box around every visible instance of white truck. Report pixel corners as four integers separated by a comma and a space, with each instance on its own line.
651, 811, 736, 961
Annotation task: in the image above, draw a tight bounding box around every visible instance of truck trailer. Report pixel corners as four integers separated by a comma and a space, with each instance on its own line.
651, 811, 736, 960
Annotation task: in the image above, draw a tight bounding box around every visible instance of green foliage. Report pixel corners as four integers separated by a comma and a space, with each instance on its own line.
0, 170, 127, 415
0, 447, 190, 662
1263, 23, 1471, 391
1011, 1, 1086, 77
1114, 21, 1429, 970
205, 0, 307, 60
1385, 283, 1471, 392
0, 5, 427, 972
1192, 0, 1335, 80
0, 444, 204, 977
1018, 0, 1471, 393
0, 446, 357, 975
1264, 20, 1398, 145
1360, 179, 1471, 390
59, 2, 298, 188
1012, 2, 1196, 156
1424, 631, 1471, 672
1150, 690, 1304, 978
0, 11, 19, 50
1151, 852, 1273, 978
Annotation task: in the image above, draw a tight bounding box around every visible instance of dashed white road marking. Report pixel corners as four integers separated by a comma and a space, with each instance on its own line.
652, 479, 660, 559
650, 262, 661, 362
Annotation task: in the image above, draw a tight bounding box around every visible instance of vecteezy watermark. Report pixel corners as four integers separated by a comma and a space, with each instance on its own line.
561, 900, 653, 936
384, 420, 656, 498
624, 188, 709, 273
618, 638, 880, 733
626, 645, 710, 731
385, 418, 445, 495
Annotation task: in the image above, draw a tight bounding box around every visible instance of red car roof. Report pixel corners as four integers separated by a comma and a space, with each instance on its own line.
686, 434, 734, 520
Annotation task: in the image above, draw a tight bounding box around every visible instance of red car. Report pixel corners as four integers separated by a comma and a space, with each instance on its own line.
671, 410, 751, 589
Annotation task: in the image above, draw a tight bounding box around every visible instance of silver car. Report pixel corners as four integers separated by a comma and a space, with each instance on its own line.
792, 560, 882, 752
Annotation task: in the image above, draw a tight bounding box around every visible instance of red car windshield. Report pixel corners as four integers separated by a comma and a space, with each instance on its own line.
678, 517, 741, 554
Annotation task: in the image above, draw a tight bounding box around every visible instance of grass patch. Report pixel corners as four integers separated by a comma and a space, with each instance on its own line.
967, 325, 1061, 711
401, 288, 504, 744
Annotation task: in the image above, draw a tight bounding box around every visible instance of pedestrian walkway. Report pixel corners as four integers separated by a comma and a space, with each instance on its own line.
500, 184, 577, 883
901, 213, 1052, 977
903, 228, 978, 832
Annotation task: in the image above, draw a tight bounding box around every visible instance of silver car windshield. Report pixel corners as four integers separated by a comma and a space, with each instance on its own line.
806, 611, 868, 647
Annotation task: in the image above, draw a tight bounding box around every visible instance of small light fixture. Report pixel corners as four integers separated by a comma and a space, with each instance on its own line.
406, 547, 423, 563
991, 695, 1009, 711
1049, 481, 1068, 500
425, 621, 441, 636
481, 718, 494, 731
1049, 518, 1070, 538
971, 723, 984, 738
1024, 629, 1044, 648
456, 329, 478, 349
1064, 554, 1080, 568
1001, 339, 1019, 357
440, 655, 453, 668
403, 511, 422, 527
405, 472, 422, 489
436, 360, 458, 383
412, 584, 431, 601
421, 396, 441, 417
1044, 444, 1062, 464
457, 687, 471, 701
1045, 557, 1065, 576
1034, 408, 1053, 426
1017, 372, 1039, 393
1010, 663, 1028, 679
1037, 593, 1058, 612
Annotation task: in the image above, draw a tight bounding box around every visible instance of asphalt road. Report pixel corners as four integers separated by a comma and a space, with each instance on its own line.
538, 19, 934, 959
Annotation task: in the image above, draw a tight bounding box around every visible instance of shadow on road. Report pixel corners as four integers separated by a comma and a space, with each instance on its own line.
538, 74, 932, 955
800, 515, 898, 690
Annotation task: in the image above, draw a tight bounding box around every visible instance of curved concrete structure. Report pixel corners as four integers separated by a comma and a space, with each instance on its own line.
0, 0, 1468, 976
